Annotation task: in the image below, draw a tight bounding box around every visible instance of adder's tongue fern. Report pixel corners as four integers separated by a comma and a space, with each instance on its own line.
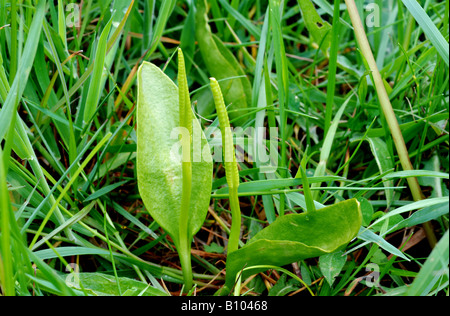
210, 78, 241, 254
177, 48, 194, 290
136, 48, 213, 292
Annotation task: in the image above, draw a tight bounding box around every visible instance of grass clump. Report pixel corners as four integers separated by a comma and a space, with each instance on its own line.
0, 0, 448, 297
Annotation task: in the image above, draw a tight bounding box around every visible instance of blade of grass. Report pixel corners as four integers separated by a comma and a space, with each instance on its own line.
217, 0, 261, 39
29, 132, 113, 249
8, 0, 17, 84
0, 147, 14, 296
269, 0, 289, 215
101, 201, 122, 296
31, 245, 216, 286
356, 228, 410, 261
0, 0, 45, 142
1, 78, 18, 169
367, 196, 449, 231
57, 0, 67, 50
14, 112, 72, 240
406, 229, 449, 295
298, 147, 316, 213
27, 249, 77, 296
42, 20, 78, 191
213, 176, 346, 197
237, 265, 314, 296
143, 0, 176, 59
30, 202, 96, 251
365, 137, 394, 207
47, 1, 133, 129
82, 17, 113, 127
311, 94, 352, 201
252, 10, 278, 223
345, 0, 437, 248
324, 0, 341, 136
83, 180, 129, 202
143, 0, 155, 53
402, 0, 449, 67
1, 0, 75, 241
0, 51, 8, 100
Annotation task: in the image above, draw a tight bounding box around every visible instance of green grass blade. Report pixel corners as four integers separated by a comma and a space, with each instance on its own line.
83, 180, 129, 202
0, 148, 15, 296
29, 132, 113, 249
324, 0, 341, 136
252, 10, 278, 223
30, 202, 96, 251
42, 20, 77, 180
142, 0, 155, 52
216, 0, 261, 39
0, 0, 45, 142
356, 228, 409, 261
269, 0, 289, 214
406, 230, 449, 296
143, 0, 176, 59
311, 94, 352, 200
83, 18, 113, 126
8, 0, 17, 84
368, 197, 449, 231
402, 0, 449, 67
365, 137, 394, 207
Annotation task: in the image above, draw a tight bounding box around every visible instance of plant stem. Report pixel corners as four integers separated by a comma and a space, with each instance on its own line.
228, 186, 242, 254
345, 0, 437, 248
177, 241, 193, 291
178, 48, 194, 290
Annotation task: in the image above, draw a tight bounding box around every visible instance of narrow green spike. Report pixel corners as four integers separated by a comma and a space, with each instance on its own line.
178, 48, 193, 290
210, 77, 241, 254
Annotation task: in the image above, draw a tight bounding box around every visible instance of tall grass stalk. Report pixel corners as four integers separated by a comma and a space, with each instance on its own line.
344, 0, 437, 247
